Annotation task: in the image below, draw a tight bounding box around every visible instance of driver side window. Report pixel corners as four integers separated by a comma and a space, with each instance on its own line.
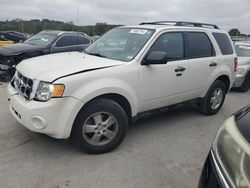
150, 32, 184, 61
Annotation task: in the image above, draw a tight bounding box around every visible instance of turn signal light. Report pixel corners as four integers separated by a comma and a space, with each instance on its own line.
52, 84, 65, 97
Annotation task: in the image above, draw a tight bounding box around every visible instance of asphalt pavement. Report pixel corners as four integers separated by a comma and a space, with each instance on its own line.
0, 82, 249, 188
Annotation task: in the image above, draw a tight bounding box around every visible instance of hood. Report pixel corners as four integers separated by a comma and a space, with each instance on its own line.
0, 43, 45, 56
238, 57, 250, 66
16, 52, 125, 82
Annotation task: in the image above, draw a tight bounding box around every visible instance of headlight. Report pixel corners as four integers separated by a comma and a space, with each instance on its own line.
0, 64, 11, 70
35, 82, 65, 102
212, 116, 250, 187
236, 67, 246, 76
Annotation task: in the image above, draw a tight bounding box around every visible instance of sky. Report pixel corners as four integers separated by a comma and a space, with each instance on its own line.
0, 0, 250, 34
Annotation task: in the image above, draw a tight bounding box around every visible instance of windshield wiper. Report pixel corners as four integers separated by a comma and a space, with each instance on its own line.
86, 52, 107, 58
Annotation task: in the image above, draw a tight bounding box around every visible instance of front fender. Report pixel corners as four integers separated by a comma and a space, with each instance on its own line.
60, 77, 138, 117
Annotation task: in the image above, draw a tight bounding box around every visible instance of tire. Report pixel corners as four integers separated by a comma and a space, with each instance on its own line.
199, 80, 226, 115
72, 98, 128, 154
238, 74, 250, 92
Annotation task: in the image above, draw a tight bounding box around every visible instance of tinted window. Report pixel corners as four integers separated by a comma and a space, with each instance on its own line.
186, 32, 214, 58
150, 32, 184, 61
56, 36, 75, 47
55, 35, 89, 47
77, 36, 90, 45
213, 33, 233, 55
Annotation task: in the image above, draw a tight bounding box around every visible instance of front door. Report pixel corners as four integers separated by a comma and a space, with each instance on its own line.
138, 32, 193, 112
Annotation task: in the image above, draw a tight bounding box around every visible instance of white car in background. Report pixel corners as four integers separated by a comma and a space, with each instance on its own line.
233, 41, 250, 92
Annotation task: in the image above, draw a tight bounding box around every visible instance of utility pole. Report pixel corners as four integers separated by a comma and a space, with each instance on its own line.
76, 5, 79, 32
236, 24, 240, 40
21, 20, 24, 33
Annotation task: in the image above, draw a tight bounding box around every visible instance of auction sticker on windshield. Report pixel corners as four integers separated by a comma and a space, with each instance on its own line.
129, 29, 148, 35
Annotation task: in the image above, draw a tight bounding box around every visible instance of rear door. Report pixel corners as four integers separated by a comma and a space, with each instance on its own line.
183, 31, 217, 95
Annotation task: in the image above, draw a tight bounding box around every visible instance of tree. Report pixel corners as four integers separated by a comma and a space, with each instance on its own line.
229, 28, 240, 36
0, 19, 120, 36
95, 22, 108, 35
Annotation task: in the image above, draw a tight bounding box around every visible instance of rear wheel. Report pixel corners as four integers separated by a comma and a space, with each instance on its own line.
72, 98, 128, 154
199, 80, 226, 115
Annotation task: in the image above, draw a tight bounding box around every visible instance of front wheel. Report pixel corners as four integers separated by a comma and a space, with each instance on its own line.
199, 80, 226, 115
72, 98, 128, 154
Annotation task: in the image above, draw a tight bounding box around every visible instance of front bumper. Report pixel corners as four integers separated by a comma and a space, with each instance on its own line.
7, 84, 84, 139
199, 150, 230, 188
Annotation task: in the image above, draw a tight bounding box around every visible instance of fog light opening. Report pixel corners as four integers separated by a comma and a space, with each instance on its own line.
32, 116, 47, 130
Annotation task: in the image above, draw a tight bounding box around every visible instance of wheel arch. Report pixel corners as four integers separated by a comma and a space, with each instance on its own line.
84, 93, 133, 124
70, 92, 133, 140
201, 72, 232, 97
216, 75, 230, 92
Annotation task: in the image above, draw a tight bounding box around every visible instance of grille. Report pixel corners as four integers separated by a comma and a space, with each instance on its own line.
0, 55, 7, 66
11, 71, 34, 100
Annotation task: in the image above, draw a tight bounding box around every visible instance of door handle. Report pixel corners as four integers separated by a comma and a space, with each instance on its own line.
209, 62, 218, 67
175, 66, 186, 72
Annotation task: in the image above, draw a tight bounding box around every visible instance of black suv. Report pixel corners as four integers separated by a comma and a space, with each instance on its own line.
0, 30, 93, 81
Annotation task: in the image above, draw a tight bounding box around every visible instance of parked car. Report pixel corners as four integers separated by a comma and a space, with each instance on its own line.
199, 105, 250, 188
7, 21, 237, 154
0, 30, 27, 43
233, 41, 250, 92
0, 30, 93, 81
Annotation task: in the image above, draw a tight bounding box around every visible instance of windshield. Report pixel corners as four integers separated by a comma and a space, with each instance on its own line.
235, 44, 250, 57
85, 28, 155, 62
24, 32, 57, 46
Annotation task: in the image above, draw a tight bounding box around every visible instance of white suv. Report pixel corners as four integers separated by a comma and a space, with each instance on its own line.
7, 21, 237, 153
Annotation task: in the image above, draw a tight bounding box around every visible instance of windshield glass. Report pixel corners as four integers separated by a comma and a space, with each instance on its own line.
85, 28, 155, 62
235, 44, 250, 57
24, 32, 57, 46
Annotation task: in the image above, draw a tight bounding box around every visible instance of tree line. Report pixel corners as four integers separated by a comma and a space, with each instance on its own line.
0, 19, 122, 36
229, 28, 249, 37
0, 19, 249, 37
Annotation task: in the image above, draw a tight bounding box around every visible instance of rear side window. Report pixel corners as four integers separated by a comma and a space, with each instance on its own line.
55, 35, 90, 47
56, 36, 74, 47
213, 33, 233, 55
77, 36, 90, 45
186, 32, 214, 58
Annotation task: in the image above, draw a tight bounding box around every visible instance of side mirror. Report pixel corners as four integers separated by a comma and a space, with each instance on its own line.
142, 51, 168, 65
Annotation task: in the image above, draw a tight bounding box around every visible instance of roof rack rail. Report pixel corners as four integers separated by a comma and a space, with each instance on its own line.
139, 21, 220, 29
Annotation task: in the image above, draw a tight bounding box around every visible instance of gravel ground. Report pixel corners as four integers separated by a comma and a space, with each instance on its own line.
0, 82, 249, 188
